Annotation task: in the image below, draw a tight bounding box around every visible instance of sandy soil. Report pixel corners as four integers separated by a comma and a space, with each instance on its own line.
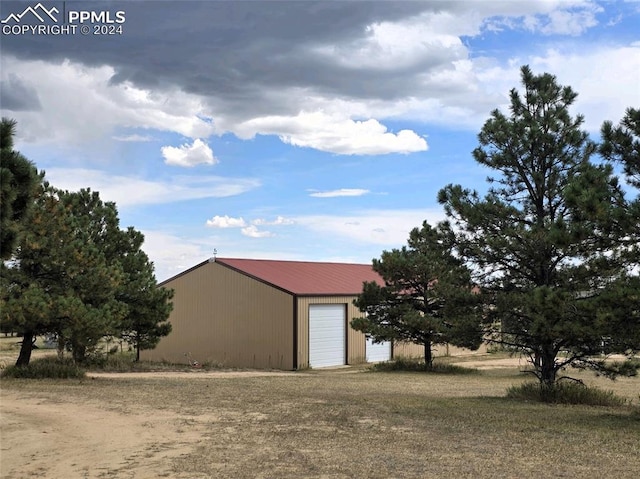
0, 366, 310, 479
1, 356, 637, 478
0, 360, 519, 478
0, 369, 321, 479
452, 356, 530, 369
2, 353, 611, 479
1, 388, 214, 479
86, 370, 305, 380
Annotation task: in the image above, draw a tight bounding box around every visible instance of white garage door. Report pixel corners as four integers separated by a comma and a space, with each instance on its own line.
309, 304, 345, 368
366, 337, 391, 362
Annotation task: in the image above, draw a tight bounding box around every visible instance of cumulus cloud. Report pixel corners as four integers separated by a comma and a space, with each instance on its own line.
309, 188, 370, 198
236, 112, 427, 155
43, 168, 259, 207
528, 44, 640, 131
251, 216, 295, 226
205, 215, 294, 229
0, 73, 42, 111
206, 215, 247, 228
241, 225, 275, 238
312, 10, 474, 72
204, 215, 297, 240
1, 1, 626, 153
161, 139, 217, 167
0, 57, 216, 145
0, 1, 633, 157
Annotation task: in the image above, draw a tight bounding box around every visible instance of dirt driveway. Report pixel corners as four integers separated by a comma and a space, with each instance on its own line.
0, 358, 640, 479
1, 362, 514, 479
1, 385, 209, 478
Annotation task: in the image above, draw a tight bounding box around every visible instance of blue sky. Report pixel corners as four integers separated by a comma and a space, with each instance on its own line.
1, 1, 639, 281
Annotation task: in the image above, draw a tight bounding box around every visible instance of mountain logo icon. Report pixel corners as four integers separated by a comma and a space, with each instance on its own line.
1, 3, 59, 23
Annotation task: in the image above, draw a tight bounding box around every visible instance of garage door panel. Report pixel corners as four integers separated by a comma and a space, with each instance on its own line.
366, 337, 391, 362
309, 304, 345, 368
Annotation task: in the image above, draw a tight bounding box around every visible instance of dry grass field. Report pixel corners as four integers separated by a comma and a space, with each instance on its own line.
1, 342, 639, 478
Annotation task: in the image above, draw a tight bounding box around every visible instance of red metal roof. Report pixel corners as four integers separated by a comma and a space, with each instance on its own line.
215, 258, 383, 295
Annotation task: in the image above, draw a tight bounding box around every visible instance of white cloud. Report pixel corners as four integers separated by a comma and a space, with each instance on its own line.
472, 1, 603, 36
144, 209, 446, 280
206, 215, 247, 228
313, 10, 470, 71
235, 111, 427, 155
161, 138, 217, 167
294, 208, 447, 246
0, 2, 627, 160
241, 225, 274, 238
309, 188, 370, 198
366, 42, 640, 134
539, 7, 600, 35
1, 57, 216, 146
528, 44, 640, 131
251, 216, 295, 226
112, 134, 154, 142
141, 229, 316, 282
44, 168, 260, 207
204, 216, 293, 235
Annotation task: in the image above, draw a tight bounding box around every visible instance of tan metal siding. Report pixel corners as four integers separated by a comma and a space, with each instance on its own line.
141, 261, 294, 369
393, 342, 488, 359
392, 341, 427, 359
296, 296, 367, 368
433, 343, 488, 357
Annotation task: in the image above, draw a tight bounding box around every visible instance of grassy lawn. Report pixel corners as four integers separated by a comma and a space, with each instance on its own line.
2, 362, 639, 478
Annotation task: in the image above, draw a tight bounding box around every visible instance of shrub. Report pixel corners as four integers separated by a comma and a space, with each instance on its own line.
84, 352, 137, 372
605, 357, 640, 377
372, 357, 478, 375
1, 357, 85, 379
106, 353, 138, 371
506, 381, 627, 406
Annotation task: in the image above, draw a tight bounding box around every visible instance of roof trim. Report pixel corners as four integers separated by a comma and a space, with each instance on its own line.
295, 293, 360, 298
215, 257, 379, 295
160, 257, 380, 296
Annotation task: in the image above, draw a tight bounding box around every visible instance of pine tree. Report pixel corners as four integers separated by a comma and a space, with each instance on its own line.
2, 185, 126, 365
115, 228, 173, 361
0, 118, 40, 259
601, 107, 640, 188
438, 66, 639, 387
351, 221, 483, 367
599, 107, 640, 365
1, 184, 173, 366
1, 122, 173, 367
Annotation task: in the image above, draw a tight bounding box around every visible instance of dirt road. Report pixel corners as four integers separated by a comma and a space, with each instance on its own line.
2, 359, 638, 479
1, 386, 212, 478
1, 369, 311, 478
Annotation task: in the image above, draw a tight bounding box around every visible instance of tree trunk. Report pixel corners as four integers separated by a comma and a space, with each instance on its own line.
71, 341, 86, 363
57, 333, 65, 360
15, 331, 34, 367
424, 341, 433, 368
135, 333, 140, 362
538, 349, 557, 388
